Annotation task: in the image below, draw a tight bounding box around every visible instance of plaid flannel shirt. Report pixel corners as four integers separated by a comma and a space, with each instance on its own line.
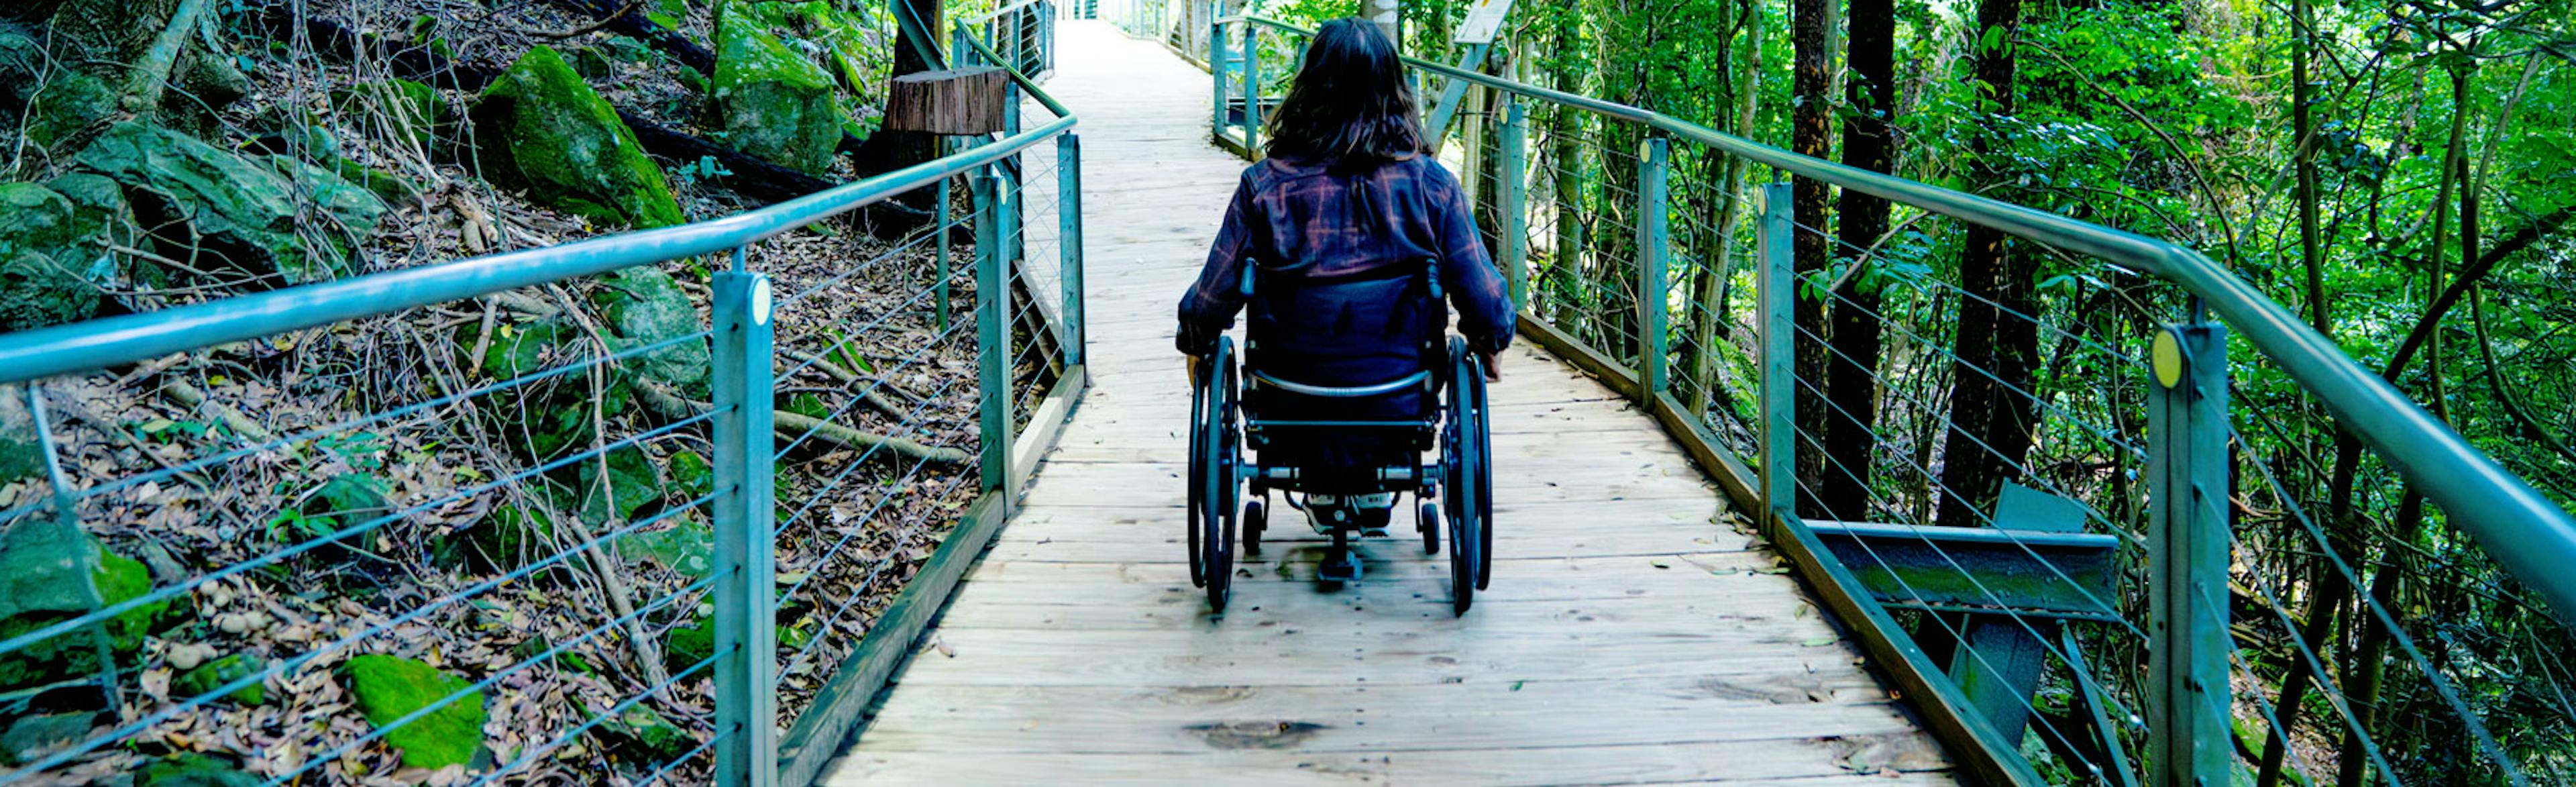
1175, 154, 1517, 357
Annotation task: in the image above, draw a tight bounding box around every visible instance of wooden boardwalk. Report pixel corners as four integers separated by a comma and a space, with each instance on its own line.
820, 22, 1956, 785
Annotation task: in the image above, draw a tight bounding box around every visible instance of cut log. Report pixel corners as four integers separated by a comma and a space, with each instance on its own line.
885, 67, 1009, 136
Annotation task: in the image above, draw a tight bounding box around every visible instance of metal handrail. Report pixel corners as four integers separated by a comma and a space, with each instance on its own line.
1218, 13, 2576, 623
0, 117, 1077, 384
957, 0, 1053, 25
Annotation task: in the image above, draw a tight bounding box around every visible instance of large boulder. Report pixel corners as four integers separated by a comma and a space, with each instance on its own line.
0, 183, 103, 331
341, 654, 487, 772
75, 123, 382, 284
711, 2, 845, 174
470, 47, 684, 229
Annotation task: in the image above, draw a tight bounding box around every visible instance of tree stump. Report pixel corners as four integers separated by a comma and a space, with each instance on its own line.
883, 66, 1009, 136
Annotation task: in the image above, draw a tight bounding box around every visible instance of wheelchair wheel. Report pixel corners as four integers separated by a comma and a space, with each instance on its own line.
1465, 363, 1494, 590
1242, 499, 1265, 557
1446, 495, 1477, 615
1186, 352, 1210, 588
1199, 338, 1242, 613
1418, 500, 1439, 556
1442, 338, 1480, 615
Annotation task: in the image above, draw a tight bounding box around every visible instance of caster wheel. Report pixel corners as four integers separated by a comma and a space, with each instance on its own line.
1419, 501, 1440, 556
1243, 500, 1266, 557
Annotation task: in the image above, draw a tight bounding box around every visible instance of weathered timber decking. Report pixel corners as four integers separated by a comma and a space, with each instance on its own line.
819, 21, 1957, 785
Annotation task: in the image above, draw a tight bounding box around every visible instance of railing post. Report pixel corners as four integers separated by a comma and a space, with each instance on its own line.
1499, 97, 1527, 308
1754, 181, 1795, 520
1635, 137, 1671, 398
710, 260, 777, 787
1208, 18, 1226, 134
2146, 323, 2231, 787
973, 172, 1017, 507
1059, 133, 1087, 366
1240, 21, 1260, 156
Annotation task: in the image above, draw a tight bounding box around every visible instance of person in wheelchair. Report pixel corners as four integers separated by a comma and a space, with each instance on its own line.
1175, 18, 1513, 587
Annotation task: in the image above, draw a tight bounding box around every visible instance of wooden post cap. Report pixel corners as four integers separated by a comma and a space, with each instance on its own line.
885, 66, 1010, 136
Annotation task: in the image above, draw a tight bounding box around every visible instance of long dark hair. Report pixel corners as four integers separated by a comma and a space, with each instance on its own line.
1263, 18, 1425, 169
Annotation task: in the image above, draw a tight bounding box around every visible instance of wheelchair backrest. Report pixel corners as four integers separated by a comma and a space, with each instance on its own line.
1240, 258, 1447, 376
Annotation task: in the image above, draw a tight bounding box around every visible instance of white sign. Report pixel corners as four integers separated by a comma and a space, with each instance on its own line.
1454, 0, 1515, 44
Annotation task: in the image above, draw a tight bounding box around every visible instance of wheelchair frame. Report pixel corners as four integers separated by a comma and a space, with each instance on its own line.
1186, 262, 1494, 616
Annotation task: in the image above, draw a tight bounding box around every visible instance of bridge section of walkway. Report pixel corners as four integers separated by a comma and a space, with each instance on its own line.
820, 22, 1955, 784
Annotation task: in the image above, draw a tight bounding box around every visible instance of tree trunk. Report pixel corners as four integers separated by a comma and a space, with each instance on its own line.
1790, 0, 1835, 516
1686, 0, 1761, 421
2270, 61, 2474, 787
2294, 0, 2326, 335
1821, 0, 1895, 519
1934, 0, 2024, 530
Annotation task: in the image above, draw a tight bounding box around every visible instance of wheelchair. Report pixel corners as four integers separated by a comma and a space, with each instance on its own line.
1186, 258, 1494, 616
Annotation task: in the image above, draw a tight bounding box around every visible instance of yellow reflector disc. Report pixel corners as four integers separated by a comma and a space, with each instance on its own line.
2151, 329, 2185, 389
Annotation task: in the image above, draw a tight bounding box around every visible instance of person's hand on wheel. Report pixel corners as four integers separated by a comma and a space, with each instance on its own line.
1184, 354, 1204, 387
1477, 352, 1503, 382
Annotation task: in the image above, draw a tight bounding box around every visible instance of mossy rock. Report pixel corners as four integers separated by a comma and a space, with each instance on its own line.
133, 753, 261, 786
576, 445, 664, 525
666, 450, 712, 500
0, 520, 168, 691
592, 266, 710, 395
735, 1, 892, 141
595, 702, 694, 763
331, 158, 426, 208
0, 390, 39, 484
265, 156, 389, 246
172, 654, 268, 706
74, 122, 367, 284
0, 182, 105, 331
470, 47, 683, 229
341, 654, 487, 771
662, 615, 713, 674
468, 319, 636, 460
307, 473, 394, 530
712, 1, 844, 175
620, 520, 712, 578
0, 711, 93, 768
470, 503, 557, 570
334, 78, 447, 152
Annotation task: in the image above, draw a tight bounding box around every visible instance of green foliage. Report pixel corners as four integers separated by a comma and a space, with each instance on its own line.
340, 654, 487, 771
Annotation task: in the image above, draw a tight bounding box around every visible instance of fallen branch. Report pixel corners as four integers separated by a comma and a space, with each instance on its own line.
161, 380, 274, 443
771, 411, 972, 466
631, 380, 968, 466
777, 349, 913, 420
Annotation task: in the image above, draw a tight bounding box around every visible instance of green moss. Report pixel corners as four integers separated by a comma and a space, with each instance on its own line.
470, 47, 683, 228
0, 182, 102, 331
711, 1, 844, 174
341, 654, 487, 771
133, 753, 260, 786
172, 654, 268, 706
592, 266, 710, 395
576, 445, 664, 525
0, 520, 166, 690
75, 122, 365, 284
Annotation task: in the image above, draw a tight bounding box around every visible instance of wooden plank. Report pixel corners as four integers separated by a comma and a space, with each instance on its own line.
827, 741, 1951, 786
854, 692, 1925, 755
885, 626, 1867, 688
